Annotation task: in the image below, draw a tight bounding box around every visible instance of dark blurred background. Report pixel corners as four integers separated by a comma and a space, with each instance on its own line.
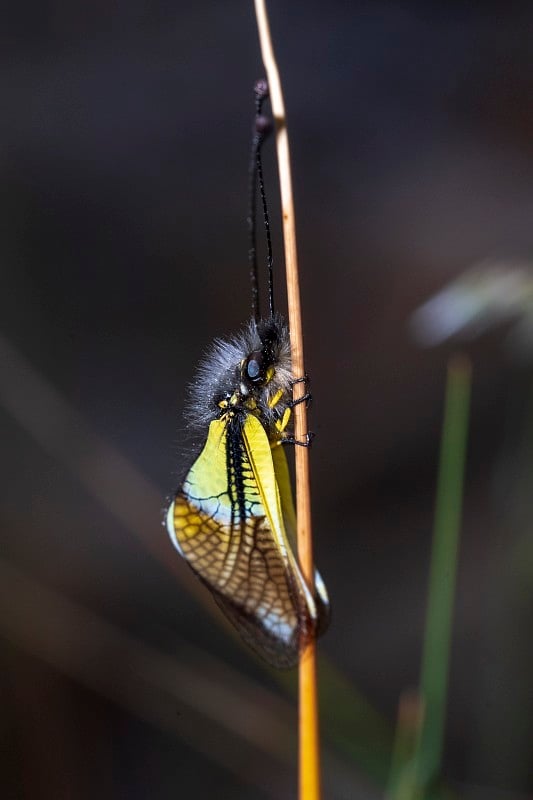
1, 2, 533, 798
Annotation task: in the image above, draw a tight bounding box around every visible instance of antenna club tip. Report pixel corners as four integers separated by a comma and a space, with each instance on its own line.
254, 78, 269, 101
255, 114, 273, 136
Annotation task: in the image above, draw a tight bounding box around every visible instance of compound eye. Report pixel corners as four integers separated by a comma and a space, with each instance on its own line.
245, 350, 264, 383
247, 359, 260, 379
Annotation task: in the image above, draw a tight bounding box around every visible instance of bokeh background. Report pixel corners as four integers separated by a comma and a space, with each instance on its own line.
1, 2, 533, 798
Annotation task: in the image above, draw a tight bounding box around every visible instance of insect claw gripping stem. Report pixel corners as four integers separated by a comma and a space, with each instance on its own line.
282, 431, 315, 448
288, 392, 312, 409
289, 373, 312, 408
289, 373, 309, 386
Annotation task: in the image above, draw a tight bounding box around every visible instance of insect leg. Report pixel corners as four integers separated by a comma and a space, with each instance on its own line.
288, 392, 312, 409
289, 374, 312, 409
281, 431, 315, 448
289, 374, 309, 386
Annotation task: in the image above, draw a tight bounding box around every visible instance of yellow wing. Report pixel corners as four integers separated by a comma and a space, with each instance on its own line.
271, 444, 330, 635
167, 414, 317, 667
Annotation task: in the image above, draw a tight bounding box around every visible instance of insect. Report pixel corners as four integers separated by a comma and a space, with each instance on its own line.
166, 80, 329, 668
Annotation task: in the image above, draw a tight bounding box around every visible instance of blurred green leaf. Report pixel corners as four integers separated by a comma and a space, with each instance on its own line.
413, 355, 471, 798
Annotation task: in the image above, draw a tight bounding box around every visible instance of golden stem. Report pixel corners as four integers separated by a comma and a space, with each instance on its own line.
253, 2, 320, 799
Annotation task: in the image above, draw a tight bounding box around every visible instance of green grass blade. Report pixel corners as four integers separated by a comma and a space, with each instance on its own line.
386, 690, 424, 800
414, 354, 472, 797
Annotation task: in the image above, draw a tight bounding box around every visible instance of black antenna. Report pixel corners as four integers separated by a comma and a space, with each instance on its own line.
248, 78, 274, 322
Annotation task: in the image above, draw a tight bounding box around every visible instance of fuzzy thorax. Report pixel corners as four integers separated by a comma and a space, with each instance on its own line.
185, 314, 292, 438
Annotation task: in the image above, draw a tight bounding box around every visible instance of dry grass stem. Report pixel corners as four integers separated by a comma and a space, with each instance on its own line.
253, 2, 321, 799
